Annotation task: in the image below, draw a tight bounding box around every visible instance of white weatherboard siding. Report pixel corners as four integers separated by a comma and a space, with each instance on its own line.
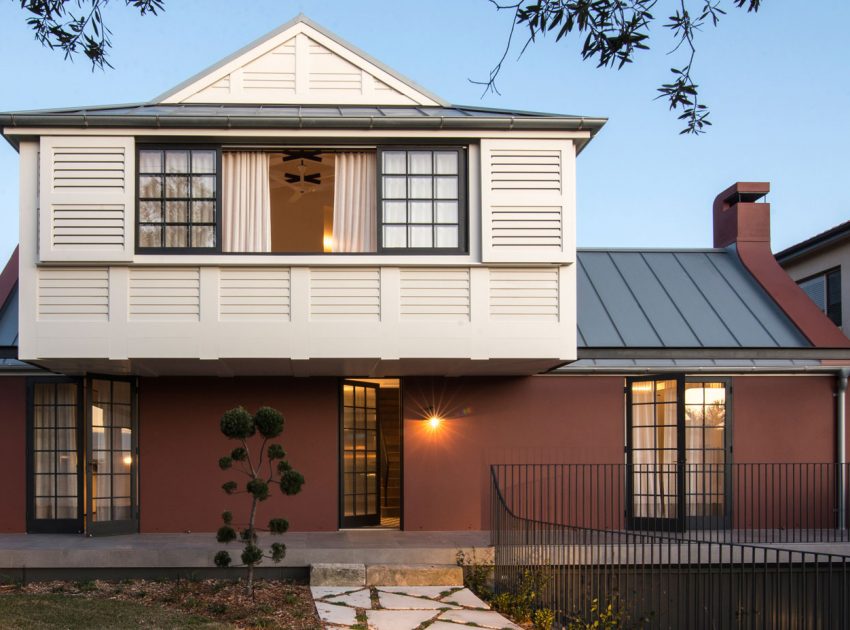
38, 136, 135, 262
24, 264, 576, 374
480, 139, 576, 264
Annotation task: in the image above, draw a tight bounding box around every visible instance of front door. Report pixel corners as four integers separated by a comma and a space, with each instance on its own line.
86, 377, 139, 535
340, 380, 380, 528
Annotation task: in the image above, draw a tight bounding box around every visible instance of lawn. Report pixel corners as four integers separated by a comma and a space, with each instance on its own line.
0, 579, 321, 630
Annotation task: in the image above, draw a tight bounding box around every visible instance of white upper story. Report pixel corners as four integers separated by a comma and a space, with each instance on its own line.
1, 16, 605, 377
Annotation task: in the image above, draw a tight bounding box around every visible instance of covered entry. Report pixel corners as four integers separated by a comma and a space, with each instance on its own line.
340, 379, 402, 529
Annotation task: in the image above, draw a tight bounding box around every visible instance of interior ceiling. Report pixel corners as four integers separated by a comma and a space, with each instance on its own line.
269, 151, 335, 202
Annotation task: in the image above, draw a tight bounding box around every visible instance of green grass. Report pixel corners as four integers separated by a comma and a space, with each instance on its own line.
0, 594, 232, 630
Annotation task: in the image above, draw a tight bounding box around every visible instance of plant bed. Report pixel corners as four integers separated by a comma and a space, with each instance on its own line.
0, 578, 321, 630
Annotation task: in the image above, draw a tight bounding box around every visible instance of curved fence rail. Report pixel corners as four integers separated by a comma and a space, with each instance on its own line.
491, 464, 850, 629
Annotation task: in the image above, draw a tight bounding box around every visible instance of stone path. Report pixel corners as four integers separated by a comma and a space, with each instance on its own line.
311, 585, 521, 630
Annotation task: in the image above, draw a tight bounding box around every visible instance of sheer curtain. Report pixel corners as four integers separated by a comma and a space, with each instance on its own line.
333, 152, 376, 252
222, 152, 272, 253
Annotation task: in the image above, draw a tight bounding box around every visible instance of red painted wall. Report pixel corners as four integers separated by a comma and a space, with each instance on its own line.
138, 377, 339, 533
402, 375, 625, 531
0, 377, 27, 532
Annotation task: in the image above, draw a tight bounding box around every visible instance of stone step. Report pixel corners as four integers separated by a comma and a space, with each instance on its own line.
310, 563, 366, 587
366, 563, 463, 586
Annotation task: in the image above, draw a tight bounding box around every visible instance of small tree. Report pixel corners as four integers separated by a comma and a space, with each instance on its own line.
214, 406, 305, 596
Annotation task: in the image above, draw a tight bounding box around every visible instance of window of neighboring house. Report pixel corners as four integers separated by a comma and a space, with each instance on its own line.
378, 147, 466, 253
798, 268, 842, 327
137, 148, 220, 252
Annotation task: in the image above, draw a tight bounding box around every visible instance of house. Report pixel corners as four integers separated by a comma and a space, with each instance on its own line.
776, 220, 850, 337
0, 16, 849, 541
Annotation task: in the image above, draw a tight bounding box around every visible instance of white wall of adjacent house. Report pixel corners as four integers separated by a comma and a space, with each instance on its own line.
780, 243, 850, 336
17, 131, 580, 376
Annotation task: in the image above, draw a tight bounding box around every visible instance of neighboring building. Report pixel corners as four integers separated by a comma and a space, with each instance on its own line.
0, 16, 849, 538
776, 220, 850, 336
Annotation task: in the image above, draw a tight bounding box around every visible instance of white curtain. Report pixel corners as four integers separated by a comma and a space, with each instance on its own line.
333, 152, 376, 252
222, 152, 271, 253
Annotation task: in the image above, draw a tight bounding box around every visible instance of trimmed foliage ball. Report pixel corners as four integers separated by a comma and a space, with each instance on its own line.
280, 469, 305, 496
216, 525, 236, 543
220, 407, 255, 439
270, 542, 286, 562
268, 518, 289, 534
222, 511, 233, 525
267, 444, 285, 461
214, 550, 231, 568
221, 481, 237, 495
241, 544, 263, 566
254, 407, 284, 438
247, 478, 270, 501
218, 456, 232, 470
230, 447, 248, 462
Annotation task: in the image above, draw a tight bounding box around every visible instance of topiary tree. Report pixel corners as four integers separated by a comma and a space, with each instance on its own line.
214, 405, 305, 596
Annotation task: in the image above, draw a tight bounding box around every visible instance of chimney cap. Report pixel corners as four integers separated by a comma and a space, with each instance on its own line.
715, 182, 770, 210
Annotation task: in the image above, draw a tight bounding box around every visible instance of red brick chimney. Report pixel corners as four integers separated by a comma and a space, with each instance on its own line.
713, 183, 850, 348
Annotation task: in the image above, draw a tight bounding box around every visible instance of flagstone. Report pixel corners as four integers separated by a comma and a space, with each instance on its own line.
326, 587, 372, 608
438, 608, 521, 629
439, 587, 490, 609
378, 591, 460, 610
366, 609, 437, 630
376, 585, 456, 598
311, 586, 361, 599
315, 601, 358, 626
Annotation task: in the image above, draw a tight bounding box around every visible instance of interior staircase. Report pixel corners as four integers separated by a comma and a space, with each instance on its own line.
378, 388, 401, 521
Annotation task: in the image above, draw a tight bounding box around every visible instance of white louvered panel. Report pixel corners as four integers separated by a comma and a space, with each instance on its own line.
38, 268, 109, 321
220, 268, 291, 321
489, 149, 561, 191
242, 40, 296, 92
129, 268, 200, 321
51, 145, 126, 190
400, 268, 470, 321
491, 206, 562, 248
490, 268, 560, 321
51, 204, 125, 249
310, 268, 380, 320
480, 139, 574, 263
40, 136, 135, 262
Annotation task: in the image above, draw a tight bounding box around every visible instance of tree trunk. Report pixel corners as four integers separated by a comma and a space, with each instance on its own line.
246, 495, 259, 597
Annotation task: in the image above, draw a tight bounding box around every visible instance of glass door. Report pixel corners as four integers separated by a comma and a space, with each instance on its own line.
340, 380, 380, 528
86, 377, 138, 535
27, 378, 83, 533
626, 376, 685, 532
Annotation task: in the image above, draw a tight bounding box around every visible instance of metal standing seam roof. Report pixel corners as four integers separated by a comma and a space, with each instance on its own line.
576, 249, 810, 350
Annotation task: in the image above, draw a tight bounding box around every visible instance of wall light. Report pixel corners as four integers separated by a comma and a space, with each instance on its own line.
425, 406, 443, 430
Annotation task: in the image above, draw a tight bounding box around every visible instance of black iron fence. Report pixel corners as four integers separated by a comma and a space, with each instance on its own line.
490, 464, 850, 628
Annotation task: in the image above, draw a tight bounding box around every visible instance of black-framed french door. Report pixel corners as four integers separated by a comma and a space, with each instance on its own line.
26, 377, 84, 534
626, 375, 732, 532
86, 376, 139, 535
340, 380, 381, 528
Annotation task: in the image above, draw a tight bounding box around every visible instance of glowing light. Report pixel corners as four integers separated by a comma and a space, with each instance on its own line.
427, 415, 442, 430
123, 455, 132, 466
323, 233, 334, 252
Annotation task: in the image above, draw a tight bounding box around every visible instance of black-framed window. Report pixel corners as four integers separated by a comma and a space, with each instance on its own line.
378, 147, 466, 253
137, 147, 220, 252
798, 267, 842, 327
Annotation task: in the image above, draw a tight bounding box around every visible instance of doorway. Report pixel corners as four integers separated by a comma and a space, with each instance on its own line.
625, 376, 731, 532
340, 379, 402, 529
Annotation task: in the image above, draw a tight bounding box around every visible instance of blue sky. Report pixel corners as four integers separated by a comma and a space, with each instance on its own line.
0, 0, 847, 266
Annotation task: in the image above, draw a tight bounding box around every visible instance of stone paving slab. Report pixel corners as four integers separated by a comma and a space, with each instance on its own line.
439, 587, 490, 609
378, 591, 460, 610
315, 601, 358, 627
365, 609, 435, 630
439, 608, 522, 629
326, 588, 372, 608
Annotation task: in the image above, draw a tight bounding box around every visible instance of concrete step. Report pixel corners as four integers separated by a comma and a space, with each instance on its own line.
310, 563, 366, 587
366, 563, 463, 586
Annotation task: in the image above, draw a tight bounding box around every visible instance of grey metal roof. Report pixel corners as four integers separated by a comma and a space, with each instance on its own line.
557, 358, 822, 373
0, 282, 17, 349
576, 249, 810, 350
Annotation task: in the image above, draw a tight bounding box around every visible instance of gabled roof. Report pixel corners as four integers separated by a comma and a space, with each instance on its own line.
775, 219, 850, 265
154, 15, 446, 107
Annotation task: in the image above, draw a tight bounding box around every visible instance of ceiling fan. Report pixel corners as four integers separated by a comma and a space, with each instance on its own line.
277, 151, 324, 202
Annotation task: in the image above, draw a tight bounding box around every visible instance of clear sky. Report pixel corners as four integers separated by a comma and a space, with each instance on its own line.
0, 0, 848, 266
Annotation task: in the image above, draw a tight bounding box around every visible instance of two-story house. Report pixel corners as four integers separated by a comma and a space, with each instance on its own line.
1, 16, 849, 540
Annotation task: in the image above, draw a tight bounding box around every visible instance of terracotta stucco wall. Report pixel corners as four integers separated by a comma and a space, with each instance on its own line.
138, 376, 339, 533
402, 375, 625, 531
0, 377, 27, 532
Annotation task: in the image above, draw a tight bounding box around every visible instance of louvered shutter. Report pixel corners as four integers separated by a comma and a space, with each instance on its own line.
39, 136, 135, 262
480, 139, 575, 263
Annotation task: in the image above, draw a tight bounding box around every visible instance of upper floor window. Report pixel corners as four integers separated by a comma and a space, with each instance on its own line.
798, 268, 842, 327
136, 145, 466, 255
137, 148, 220, 252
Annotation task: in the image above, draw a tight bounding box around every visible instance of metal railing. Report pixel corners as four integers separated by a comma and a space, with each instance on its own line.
491, 463, 850, 628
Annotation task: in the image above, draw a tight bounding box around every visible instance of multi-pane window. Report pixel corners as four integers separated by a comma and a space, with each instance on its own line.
31, 381, 80, 522
138, 148, 218, 251
90, 379, 134, 523
798, 268, 842, 327
379, 148, 465, 252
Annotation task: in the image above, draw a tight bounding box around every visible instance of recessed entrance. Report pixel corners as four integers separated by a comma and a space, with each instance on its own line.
340, 378, 402, 529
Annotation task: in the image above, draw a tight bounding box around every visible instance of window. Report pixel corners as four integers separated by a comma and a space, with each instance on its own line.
378, 147, 466, 253
137, 148, 220, 252
798, 268, 842, 326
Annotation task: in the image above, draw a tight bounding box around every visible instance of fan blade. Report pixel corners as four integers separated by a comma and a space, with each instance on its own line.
303, 173, 322, 185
